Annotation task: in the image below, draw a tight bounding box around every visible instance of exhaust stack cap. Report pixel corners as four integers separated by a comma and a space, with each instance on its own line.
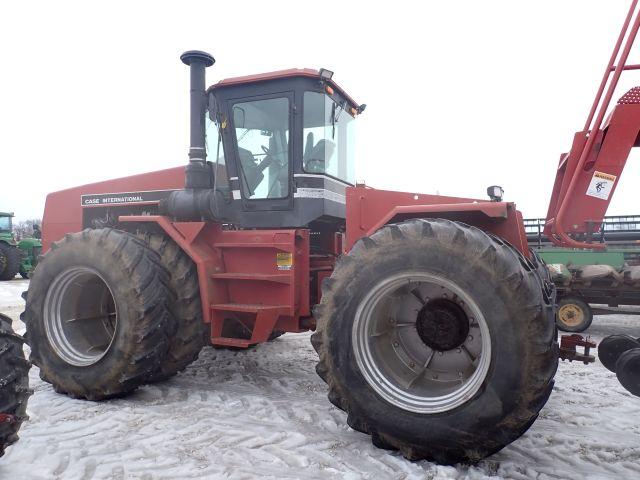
180, 50, 215, 67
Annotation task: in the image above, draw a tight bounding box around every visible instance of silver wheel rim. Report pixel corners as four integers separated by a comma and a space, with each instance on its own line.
352, 271, 491, 414
44, 266, 118, 367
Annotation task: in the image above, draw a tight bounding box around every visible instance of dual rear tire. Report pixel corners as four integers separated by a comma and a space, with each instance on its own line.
22, 229, 205, 400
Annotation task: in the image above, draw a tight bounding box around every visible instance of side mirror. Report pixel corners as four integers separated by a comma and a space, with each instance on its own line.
208, 92, 217, 121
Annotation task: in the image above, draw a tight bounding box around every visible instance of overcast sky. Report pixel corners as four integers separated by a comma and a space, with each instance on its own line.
2, 0, 639, 222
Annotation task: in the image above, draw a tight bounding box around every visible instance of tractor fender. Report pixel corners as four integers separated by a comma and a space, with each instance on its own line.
344, 186, 529, 256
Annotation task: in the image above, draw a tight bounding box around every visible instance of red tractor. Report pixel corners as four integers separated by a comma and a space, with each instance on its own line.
21, 0, 640, 464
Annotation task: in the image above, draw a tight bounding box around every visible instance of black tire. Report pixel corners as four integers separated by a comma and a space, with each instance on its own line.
22, 228, 175, 400
615, 348, 640, 396
529, 249, 557, 307
0, 244, 21, 281
0, 313, 31, 457
312, 218, 558, 464
598, 334, 640, 372
556, 297, 593, 333
137, 233, 207, 382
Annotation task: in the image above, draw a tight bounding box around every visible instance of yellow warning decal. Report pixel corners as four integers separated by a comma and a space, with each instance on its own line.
276, 252, 293, 271
586, 170, 617, 200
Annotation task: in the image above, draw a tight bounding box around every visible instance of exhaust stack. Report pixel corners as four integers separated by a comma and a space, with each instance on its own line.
180, 50, 215, 189
160, 50, 218, 221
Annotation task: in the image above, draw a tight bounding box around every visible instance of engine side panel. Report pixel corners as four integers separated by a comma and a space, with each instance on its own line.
42, 166, 184, 251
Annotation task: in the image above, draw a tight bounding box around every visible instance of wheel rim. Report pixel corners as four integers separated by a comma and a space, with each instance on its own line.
558, 303, 584, 327
44, 267, 118, 367
352, 271, 492, 414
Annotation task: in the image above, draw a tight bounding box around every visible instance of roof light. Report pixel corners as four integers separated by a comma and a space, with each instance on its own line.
319, 68, 334, 80
325, 85, 334, 95
487, 185, 504, 202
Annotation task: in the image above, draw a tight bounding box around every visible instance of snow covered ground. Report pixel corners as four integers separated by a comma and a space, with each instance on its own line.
1, 278, 640, 480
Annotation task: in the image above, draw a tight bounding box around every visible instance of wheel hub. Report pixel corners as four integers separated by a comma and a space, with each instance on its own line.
44, 267, 118, 367
558, 304, 584, 327
352, 272, 492, 414
416, 299, 470, 351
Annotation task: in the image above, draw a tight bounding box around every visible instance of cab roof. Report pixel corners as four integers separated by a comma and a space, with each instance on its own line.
208, 68, 360, 110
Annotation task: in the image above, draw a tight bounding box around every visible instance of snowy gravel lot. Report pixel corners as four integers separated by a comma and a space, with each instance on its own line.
1, 278, 640, 479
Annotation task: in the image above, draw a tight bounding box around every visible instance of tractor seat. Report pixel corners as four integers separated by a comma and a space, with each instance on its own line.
304, 139, 335, 174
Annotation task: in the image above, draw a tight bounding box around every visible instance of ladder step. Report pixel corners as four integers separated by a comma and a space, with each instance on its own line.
210, 272, 291, 284
213, 242, 290, 251
211, 337, 253, 348
210, 303, 288, 314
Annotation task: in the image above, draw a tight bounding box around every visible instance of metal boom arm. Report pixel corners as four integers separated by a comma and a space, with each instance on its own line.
545, 0, 640, 248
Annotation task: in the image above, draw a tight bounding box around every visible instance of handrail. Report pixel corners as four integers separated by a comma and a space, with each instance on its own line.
553, 0, 640, 249
583, 1, 639, 132
610, 63, 640, 71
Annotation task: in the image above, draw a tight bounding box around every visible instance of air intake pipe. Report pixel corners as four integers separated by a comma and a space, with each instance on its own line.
160, 50, 219, 220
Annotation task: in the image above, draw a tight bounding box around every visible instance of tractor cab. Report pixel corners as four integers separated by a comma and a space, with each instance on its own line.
206, 69, 364, 229
0, 213, 14, 242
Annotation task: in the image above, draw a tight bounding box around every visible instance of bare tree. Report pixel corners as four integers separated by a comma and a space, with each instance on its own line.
13, 219, 42, 240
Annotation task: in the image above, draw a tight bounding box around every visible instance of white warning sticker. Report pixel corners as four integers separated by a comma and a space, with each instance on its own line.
586, 171, 617, 200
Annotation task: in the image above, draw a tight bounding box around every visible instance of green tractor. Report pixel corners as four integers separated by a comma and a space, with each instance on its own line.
0, 213, 42, 280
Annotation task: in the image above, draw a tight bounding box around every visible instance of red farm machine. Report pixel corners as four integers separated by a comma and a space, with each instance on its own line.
19, 0, 640, 465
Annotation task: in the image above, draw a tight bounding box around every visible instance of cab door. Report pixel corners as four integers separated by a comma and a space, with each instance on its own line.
229, 92, 295, 212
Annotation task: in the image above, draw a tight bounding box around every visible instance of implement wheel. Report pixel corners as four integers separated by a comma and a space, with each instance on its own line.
616, 348, 640, 396
556, 297, 593, 333
0, 313, 31, 457
598, 334, 640, 372
22, 229, 175, 400
312, 219, 558, 464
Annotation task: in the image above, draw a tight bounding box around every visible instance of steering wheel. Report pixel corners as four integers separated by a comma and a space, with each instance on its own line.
258, 144, 287, 173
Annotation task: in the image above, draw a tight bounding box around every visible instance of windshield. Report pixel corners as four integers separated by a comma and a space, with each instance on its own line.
0, 216, 11, 232
303, 91, 355, 184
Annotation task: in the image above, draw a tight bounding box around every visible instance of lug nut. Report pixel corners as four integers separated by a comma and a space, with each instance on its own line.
393, 341, 399, 348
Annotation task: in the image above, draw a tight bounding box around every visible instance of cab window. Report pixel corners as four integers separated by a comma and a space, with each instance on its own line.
303, 91, 355, 184
232, 97, 290, 199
